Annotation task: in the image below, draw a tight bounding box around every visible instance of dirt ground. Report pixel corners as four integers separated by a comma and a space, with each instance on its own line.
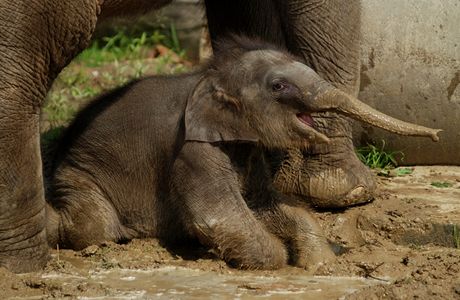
2, 166, 459, 299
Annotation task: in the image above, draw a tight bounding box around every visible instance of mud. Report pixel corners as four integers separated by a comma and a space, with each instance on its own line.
2, 166, 459, 299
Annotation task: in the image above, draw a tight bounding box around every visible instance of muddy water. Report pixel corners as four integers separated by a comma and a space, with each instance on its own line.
33, 266, 377, 299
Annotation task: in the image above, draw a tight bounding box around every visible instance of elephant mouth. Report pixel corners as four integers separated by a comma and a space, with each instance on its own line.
296, 113, 314, 127
293, 113, 330, 144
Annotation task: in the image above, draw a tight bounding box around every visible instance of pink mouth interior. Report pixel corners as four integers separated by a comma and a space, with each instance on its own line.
296, 113, 314, 127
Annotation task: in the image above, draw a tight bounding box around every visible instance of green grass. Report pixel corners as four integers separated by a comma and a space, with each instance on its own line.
394, 167, 414, 176
431, 181, 454, 188
42, 28, 190, 131
356, 140, 404, 169
77, 31, 162, 67
453, 225, 460, 248
76, 25, 185, 67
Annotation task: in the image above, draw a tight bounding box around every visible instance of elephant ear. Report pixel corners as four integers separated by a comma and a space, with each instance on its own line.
184, 77, 259, 143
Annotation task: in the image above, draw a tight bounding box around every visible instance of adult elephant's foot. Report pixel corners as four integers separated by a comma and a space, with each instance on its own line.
300, 139, 375, 207
274, 114, 376, 208
0, 0, 100, 272
0, 121, 50, 272
0, 197, 49, 273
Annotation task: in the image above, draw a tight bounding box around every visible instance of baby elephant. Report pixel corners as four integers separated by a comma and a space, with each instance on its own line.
46, 36, 440, 270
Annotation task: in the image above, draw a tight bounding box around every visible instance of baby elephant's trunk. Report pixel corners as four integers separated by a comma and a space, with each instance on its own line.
293, 63, 442, 141
313, 88, 441, 142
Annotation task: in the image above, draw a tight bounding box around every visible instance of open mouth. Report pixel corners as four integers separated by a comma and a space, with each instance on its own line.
296, 113, 314, 127
292, 113, 329, 143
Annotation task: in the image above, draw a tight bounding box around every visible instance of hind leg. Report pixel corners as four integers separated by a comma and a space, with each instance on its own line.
47, 170, 133, 250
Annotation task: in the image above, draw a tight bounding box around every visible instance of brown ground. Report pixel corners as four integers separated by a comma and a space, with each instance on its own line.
2, 166, 459, 299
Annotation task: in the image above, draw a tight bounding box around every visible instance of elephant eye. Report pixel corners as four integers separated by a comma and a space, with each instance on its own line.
272, 82, 286, 92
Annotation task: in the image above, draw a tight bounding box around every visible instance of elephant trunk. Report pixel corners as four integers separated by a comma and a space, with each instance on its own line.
289, 62, 442, 142
309, 87, 441, 142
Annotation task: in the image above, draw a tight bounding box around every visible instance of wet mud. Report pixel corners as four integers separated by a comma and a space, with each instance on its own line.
2, 166, 459, 299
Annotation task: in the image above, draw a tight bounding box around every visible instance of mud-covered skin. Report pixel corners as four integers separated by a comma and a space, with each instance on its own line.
170, 143, 334, 270
46, 39, 438, 270
46, 55, 334, 270
170, 143, 332, 270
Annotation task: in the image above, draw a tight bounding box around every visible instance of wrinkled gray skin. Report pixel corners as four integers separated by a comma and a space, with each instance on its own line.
45, 39, 439, 270
0, 0, 440, 272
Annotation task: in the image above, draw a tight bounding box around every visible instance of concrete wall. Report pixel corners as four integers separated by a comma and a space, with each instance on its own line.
356, 0, 459, 164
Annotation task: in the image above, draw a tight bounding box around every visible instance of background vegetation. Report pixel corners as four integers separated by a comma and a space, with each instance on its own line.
42, 28, 189, 132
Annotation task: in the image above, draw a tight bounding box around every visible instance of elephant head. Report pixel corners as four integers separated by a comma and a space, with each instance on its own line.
184, 37, 440, 151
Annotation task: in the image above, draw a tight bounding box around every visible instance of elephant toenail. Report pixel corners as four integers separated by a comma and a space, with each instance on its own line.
346, 186, 365, 199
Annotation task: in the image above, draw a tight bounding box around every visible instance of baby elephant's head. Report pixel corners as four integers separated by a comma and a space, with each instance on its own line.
185, 35, 441, 149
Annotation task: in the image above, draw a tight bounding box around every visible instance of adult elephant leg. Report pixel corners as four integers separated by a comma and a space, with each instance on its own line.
274, 0, 375, 207
274, 127, 376, 207
0, 1, 99, 272
204, 0, 287, 48
99, 0, 171, 18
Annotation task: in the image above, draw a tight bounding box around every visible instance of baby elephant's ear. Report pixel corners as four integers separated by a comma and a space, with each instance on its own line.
185, 77, 259, 143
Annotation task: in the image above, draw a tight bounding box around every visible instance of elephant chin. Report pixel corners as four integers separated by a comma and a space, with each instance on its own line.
273, 147, 376, 208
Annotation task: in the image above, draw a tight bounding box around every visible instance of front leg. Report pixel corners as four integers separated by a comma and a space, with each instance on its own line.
244, 149, 335, 271
171, 143, 287, 269
255, 197, 335, 273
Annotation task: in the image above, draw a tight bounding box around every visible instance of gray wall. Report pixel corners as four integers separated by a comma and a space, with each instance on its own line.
356, 0, 459, 164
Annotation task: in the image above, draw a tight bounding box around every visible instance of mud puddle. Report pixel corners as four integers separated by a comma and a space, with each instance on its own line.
32, 267, 378, 299
2, 166, 460, 299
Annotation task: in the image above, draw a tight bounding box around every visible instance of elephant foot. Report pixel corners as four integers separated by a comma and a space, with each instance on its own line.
302, 139, 376, 207
0, 122, 50, 272
274, 115, 376, 208
191, 219, 288, 270
0, 175, 50, 273
0, 204, 49, 273
223, 237, 288, 270
257, 201, 336, 273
